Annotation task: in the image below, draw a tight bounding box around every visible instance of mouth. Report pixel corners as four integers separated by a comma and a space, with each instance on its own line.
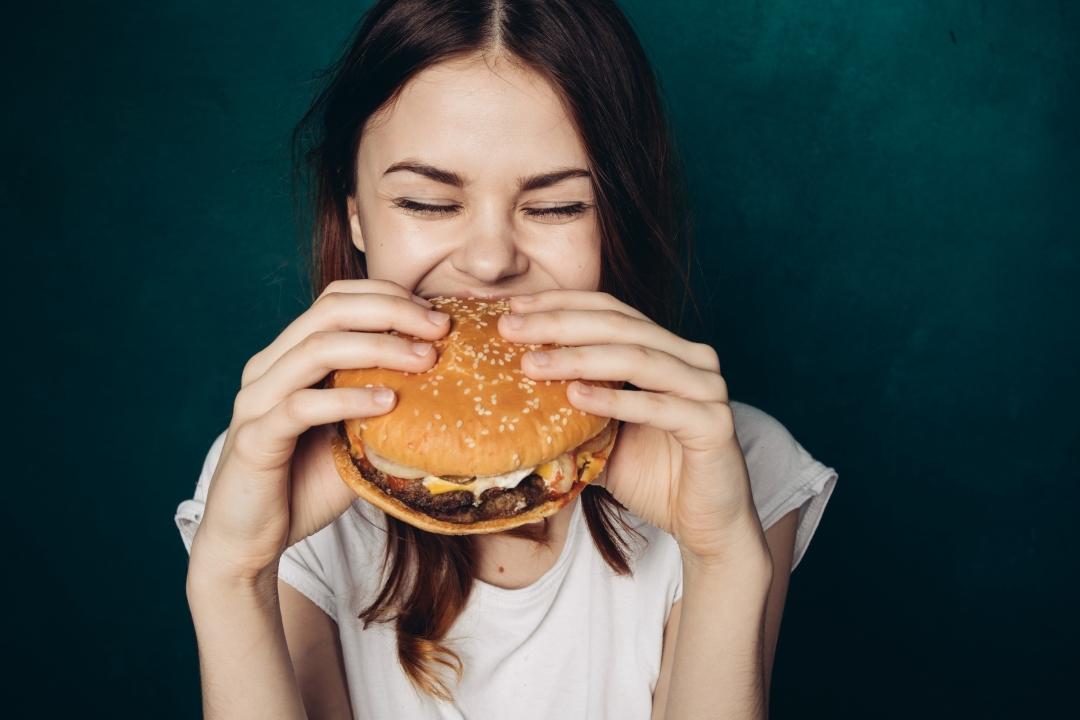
421, 290, 522, 300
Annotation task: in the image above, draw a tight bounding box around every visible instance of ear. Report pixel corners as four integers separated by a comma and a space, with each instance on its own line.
346, 195, 365, 253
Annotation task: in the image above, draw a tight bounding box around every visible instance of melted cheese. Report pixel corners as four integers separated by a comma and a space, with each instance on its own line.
365, 422, 616, 502
422, 466, 535, 497
576, 451, 607, 485
421, 453, 576, 498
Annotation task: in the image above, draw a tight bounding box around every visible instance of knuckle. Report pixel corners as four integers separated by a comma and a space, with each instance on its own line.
645, 390, 666, 410
230, 421, 263, 463
319, 280, 345, 299
603, 308, 632, 330
240, 354, 261, 387
299, 329, 333, 354
710, 372, 729, 400
695, 342, 721, 372
232, 387, 254, 420
623, 343, 651, 368
282, 390, 314, 423
710, 402, 736, 435
368, 332, 396, 353
315, 290, 347, 314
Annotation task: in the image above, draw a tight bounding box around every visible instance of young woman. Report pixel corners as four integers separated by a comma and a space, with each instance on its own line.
175, 1, 838, 717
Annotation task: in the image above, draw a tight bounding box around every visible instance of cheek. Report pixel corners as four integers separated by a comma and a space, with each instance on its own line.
532, 224, 602, 290
361, 218, 446, 286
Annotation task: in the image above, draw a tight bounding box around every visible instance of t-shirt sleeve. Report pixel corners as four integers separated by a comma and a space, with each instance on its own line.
172, 428, 339, 620
731, 401, 839, 571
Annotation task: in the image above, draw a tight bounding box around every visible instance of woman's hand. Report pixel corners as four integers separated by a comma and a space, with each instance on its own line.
188, 279, 452, 583
498, 290, 770, 570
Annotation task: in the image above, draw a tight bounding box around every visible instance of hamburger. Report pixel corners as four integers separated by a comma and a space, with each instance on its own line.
328, 296, 621, 535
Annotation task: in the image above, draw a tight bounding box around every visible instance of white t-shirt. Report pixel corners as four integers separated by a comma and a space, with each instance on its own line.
175, 400, 837, 719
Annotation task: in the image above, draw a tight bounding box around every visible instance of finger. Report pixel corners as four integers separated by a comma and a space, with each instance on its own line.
234, 387, 397, 468
565, 382, 734, 452
243, 292, 450, 387
318, 278, 432, 308
499, 308, 720, 373
509, 289, 652, 322
520, 344, 728, 403
235, 330, 436, 422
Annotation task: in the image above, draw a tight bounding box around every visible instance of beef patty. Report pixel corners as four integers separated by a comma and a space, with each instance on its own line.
349, 445, 555, 523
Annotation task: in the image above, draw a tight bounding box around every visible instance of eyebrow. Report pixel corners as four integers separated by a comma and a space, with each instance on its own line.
382, 160, 591, 192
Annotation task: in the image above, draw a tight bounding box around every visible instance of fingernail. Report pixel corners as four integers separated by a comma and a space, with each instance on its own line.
427, 310, 449, 325
512, 294, 534, 304
573, 381, 592, 395
503, 313, 524, 329
414, 295, 434, 308
412, 342, 432, 355
528, 350, 550, 366
373, 388, 395, 406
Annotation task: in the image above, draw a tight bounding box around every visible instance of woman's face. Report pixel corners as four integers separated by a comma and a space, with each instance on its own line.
347, 52, 601, 299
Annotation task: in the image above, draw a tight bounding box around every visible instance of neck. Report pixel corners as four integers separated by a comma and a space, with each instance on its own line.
470, 496, 578, 589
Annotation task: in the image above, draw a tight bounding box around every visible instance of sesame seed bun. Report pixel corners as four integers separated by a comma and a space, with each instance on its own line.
328, 296, 622, 534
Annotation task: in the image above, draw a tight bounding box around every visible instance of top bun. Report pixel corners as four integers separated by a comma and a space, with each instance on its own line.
330, 296, 619, 477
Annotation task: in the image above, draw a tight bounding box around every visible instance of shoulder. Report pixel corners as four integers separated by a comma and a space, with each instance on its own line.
730, 400, 839, 568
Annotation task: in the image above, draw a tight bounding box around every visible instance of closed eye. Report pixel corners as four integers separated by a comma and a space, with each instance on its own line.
392, 198, 592, 220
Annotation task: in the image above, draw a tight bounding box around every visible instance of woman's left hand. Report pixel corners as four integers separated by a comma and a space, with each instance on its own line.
499, 289, 771, 569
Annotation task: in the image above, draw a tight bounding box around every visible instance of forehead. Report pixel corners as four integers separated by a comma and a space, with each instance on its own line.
358, 53, 589, 179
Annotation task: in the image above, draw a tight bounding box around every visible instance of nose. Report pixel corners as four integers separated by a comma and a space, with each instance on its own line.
449, 202, 528, 284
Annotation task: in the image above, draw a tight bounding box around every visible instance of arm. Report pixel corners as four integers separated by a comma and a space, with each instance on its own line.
185, 569, 354, 720
279, 580, 354, 719
652, 508, 800, 719
186, 567, 308, 720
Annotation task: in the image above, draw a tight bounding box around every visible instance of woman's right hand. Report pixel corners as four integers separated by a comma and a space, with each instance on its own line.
187, 279, 450, 583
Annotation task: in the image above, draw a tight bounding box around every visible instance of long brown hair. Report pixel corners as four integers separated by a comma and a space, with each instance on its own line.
290, 0, 698, 701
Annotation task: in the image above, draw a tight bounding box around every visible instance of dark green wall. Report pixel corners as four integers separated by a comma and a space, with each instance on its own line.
6, 1, 1077, 717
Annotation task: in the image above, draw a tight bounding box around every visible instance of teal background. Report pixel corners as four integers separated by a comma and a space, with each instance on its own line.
5, 1, 1077, 717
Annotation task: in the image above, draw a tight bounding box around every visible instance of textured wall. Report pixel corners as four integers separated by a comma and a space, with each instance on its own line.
6, 1, 1076, 716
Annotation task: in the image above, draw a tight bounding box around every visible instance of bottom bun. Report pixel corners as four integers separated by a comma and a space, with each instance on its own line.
329, 428, 615, 536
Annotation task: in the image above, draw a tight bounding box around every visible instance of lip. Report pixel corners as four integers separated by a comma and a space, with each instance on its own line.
422, 290, 520, 300
465, 291, 518, 299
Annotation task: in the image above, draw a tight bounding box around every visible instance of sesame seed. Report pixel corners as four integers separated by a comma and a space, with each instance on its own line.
440, 424, 447, 431
456, 419, 463, 428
